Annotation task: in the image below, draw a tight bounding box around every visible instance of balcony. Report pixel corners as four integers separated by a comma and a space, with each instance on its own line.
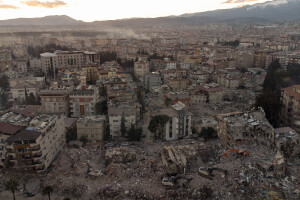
32, 152, 42, 158
36, 164, 46, 171
31, 145, 41, 151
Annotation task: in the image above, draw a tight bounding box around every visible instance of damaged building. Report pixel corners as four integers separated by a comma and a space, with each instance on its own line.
216, 109, 274, 147
5, 114, 66, 172
274, 127, 300, 157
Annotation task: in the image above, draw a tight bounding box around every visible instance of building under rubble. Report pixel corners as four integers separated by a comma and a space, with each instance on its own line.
216, 109, 274, 147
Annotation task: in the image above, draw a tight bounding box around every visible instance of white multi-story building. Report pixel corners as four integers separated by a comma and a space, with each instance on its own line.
40, 51, 100, 75
166, 61, 177, 70
30, 58, 42, 71
108, 106, 137, 139
159, 102, 192, 141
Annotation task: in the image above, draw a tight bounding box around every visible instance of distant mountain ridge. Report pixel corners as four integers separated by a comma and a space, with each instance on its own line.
0, 15, 82, 26
180, 0, 300, 21
0, 0, 299, 27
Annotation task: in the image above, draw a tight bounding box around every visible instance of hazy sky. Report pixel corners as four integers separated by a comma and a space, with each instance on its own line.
0, 0, 271, 21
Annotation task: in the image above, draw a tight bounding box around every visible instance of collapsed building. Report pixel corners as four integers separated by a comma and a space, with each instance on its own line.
216, 109, 274, 147
274, 127, 300, 157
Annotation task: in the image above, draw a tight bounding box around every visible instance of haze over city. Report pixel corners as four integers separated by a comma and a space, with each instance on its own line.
0, 0, 299, 199
0, 0, 271, 21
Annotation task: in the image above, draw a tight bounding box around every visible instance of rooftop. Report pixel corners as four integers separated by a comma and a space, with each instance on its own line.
6, 130, 41, 142
0, 122, 23, 135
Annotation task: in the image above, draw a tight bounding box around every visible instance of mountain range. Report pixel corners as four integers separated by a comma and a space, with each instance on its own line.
0, 0, 299, 27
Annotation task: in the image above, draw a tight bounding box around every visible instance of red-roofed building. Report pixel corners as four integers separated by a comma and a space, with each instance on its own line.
164, 93, 191, 107
191, 85, 224, 104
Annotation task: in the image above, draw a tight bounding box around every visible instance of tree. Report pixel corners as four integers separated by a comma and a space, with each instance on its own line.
26, 93, 37, 105
66, 126, 77, 144
120, 112, 126, 137
0, 74, 9, 90
79, 136, 88, 144
164, 97, 172, 107
95, 100, 108, 115
24, 87, 28, 103
255, 60, 282, 127
128, 124, 142, 141
137, 90, 145, 112
42, 185, 54, 200
5, 179, 19, 200
0, 90, 8, 111
103, 125, 111, 141
148, 115, 170, 139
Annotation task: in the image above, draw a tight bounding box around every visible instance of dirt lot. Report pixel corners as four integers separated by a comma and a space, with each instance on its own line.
0, 138, 299, 200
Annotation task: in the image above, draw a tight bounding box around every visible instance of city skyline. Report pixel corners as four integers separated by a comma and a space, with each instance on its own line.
0, 0, 271, 22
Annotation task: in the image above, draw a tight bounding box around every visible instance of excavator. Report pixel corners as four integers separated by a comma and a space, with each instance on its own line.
222, 149, 249, 158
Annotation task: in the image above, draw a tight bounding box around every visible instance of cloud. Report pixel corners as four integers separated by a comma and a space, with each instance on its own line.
21, 0, 67, 8
222, 0, 259, 3
0, 4, 19, 9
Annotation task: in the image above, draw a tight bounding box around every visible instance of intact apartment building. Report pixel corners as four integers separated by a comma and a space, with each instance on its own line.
134, 60, 149, 81
39, 90, 70, 116
159, 102, 192, 141
5, 114, 65, 172
281, 85, 300, 133
69, 85, 99, 117
191, 85, 224, 104
40, 51, 100, 74
108, 106, 137, 139
166, 78, 190, 92
10, 82, 39, 102
144, 72, 163, 90
81, 65, 100, 83
77, 116, 106, 141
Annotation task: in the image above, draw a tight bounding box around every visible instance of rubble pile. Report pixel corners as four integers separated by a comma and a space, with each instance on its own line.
105, 147, 138, 165
0, 139, 299, 199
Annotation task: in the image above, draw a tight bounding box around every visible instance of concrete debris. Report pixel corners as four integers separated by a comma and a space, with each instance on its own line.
0, 138, 299, 200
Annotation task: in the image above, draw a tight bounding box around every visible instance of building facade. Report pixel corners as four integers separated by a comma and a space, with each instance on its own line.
39, 90, 70, 116
77, 116, 106, 142
159, 102, 192, 141
281, 85, 300, 133
69, 86, 99, 117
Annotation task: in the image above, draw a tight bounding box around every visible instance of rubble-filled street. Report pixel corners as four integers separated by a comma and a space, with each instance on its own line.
1, 138, 299, 200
